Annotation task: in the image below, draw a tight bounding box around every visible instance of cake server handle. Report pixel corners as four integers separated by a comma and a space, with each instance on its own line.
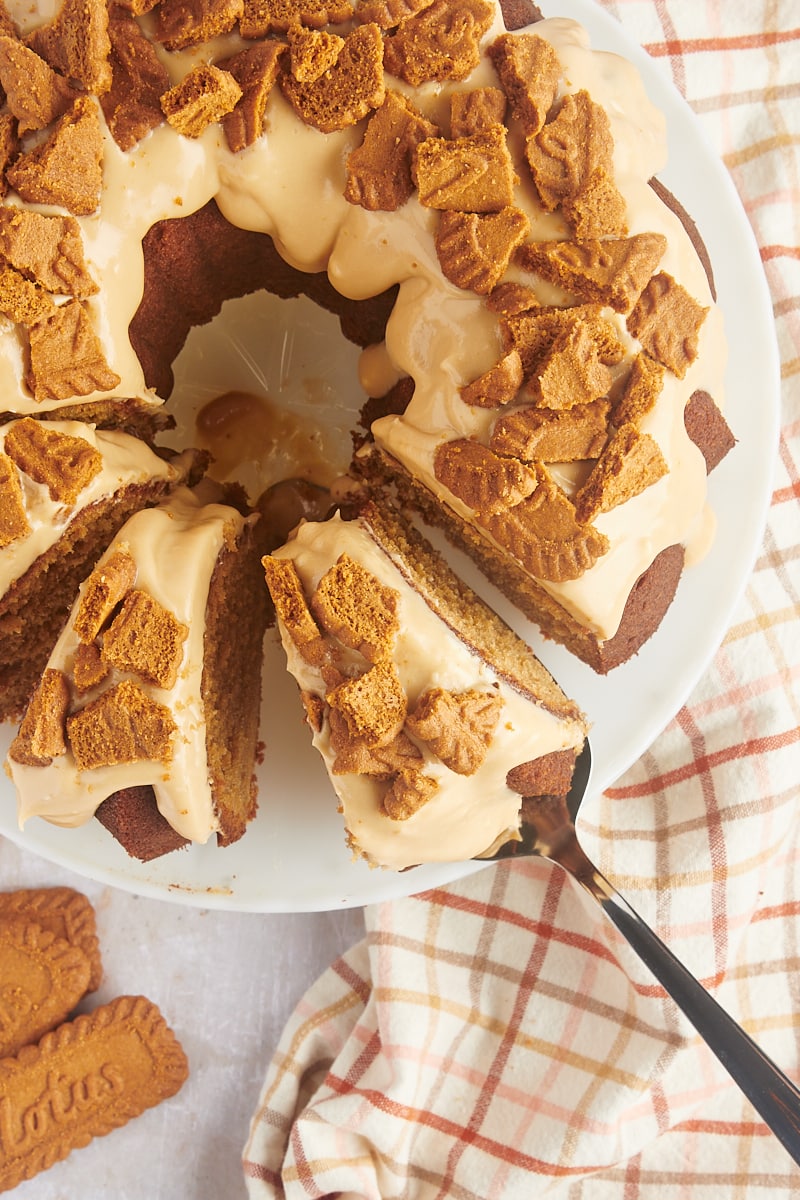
581, 864, 800, 1166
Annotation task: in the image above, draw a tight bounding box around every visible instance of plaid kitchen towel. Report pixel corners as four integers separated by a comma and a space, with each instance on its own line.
244, 1, 800, 1195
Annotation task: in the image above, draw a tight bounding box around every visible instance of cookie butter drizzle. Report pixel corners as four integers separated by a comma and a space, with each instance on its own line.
0, 10, 725, 649
271, 515, 586, 870
9, 488, 248, 843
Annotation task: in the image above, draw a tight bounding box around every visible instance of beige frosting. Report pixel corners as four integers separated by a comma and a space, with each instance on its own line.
0, 10, 726, 647
8, 487, 249, 843
0, 420, 185, 594
272, 514, 586, 870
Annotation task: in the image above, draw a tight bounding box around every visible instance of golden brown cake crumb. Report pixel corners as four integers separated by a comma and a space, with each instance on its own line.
383, 0, 494, 86
490, 398, 610, 462
101, 590, 188, 689
382, 769, 438, 820
281, 23, 385, 132
487, 32, 560, 135
0, 208, 98, 298
101, 9, 171, 151
25, 0, 113, 95
4, 418, 103, 504
8, 668, 70, 766
0, 452, 29, 548
6, 96, 104, 217
241, 0, 352, 36
406, 686, 503, 774
459, 349, 523, 408
435, 207, 530, 293
26, 298, 122, 402
311, 554, 400, 662
573, 422, 669, 523
345, 91, 438, 211
155, 0, 244, 51
434, 438, 538, 515
73, 547, 138, 644
0, 36, 77, 134
327, 660, 407, 747
414, 126, 517, 212
219, 42, 286, 152
161, 63, 243, 138
66, 679, 177, 770
626, 271, 709, 378
516, 233, 667, 314
450, 86, 507, 137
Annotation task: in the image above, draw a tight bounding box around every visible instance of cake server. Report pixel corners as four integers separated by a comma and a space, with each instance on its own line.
484, 743, 800, 1166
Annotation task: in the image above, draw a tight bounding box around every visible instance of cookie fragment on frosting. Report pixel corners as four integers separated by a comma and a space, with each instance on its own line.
26, 299, 122, 402
219, 42, 286, 152
516, 233, 667, 314
3, 417, 103, 504
0, 452, 29, 548
281, 22, 385, 133
66, 679, 177, 770
0, 208, 98, 298
7, 669, 69, 766
487, 32, 560, 136
345, 91, 438, 211
241, 0, 352, 36
154, 0, 244, 51
6, 96, 103, 217
327, 660, 407, 747
383, 0, 494, 86
287, 23, 344, 82
311, 553, 400, 662
490, 398, 610, 462
161, 63, 243, 138
449, 86, 507, 137
414, 126, 517, 212
626, 272, 709, 378
524, 89, 627, 237
0, 265, 55, 326
382, 769, 439, 820
100, 590, 188, 690
459, 349, 523, 408
434, 437, 538, 514
0, 36, 77, 134
25, 0, 113, 95
101, 8, 171, 151
435, 207, 530, 294
73, 547, 138, 644
573, 422, 669, 523
406, 686, 503, 775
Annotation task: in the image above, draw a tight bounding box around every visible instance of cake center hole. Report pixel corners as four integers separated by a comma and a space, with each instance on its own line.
166, 291, 364, 499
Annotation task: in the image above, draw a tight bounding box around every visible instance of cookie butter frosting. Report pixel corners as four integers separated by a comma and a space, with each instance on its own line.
270, 514, 587, 870
7, 487, 250, 843
0, 4, 726, 653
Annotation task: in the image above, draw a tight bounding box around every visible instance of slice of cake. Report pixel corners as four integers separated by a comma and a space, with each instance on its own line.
0, 417, 202, 722
5, 485, 270, 860
264, 501, 588, 870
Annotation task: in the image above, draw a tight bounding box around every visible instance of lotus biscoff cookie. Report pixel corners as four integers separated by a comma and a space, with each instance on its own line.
0, 887, 102, 991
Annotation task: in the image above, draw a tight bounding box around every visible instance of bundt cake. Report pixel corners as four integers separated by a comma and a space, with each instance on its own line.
0, 0, 734, 865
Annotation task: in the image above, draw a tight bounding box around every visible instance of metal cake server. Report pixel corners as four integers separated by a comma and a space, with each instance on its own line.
485, 742, 800, 1166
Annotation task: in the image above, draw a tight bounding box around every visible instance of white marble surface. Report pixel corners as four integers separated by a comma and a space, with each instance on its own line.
0, 836, 366, 1199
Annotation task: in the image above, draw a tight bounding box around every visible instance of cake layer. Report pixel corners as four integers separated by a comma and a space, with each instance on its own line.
0, 418, 196, 720
265, 503, 587, 870
6, 486, 268, 851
